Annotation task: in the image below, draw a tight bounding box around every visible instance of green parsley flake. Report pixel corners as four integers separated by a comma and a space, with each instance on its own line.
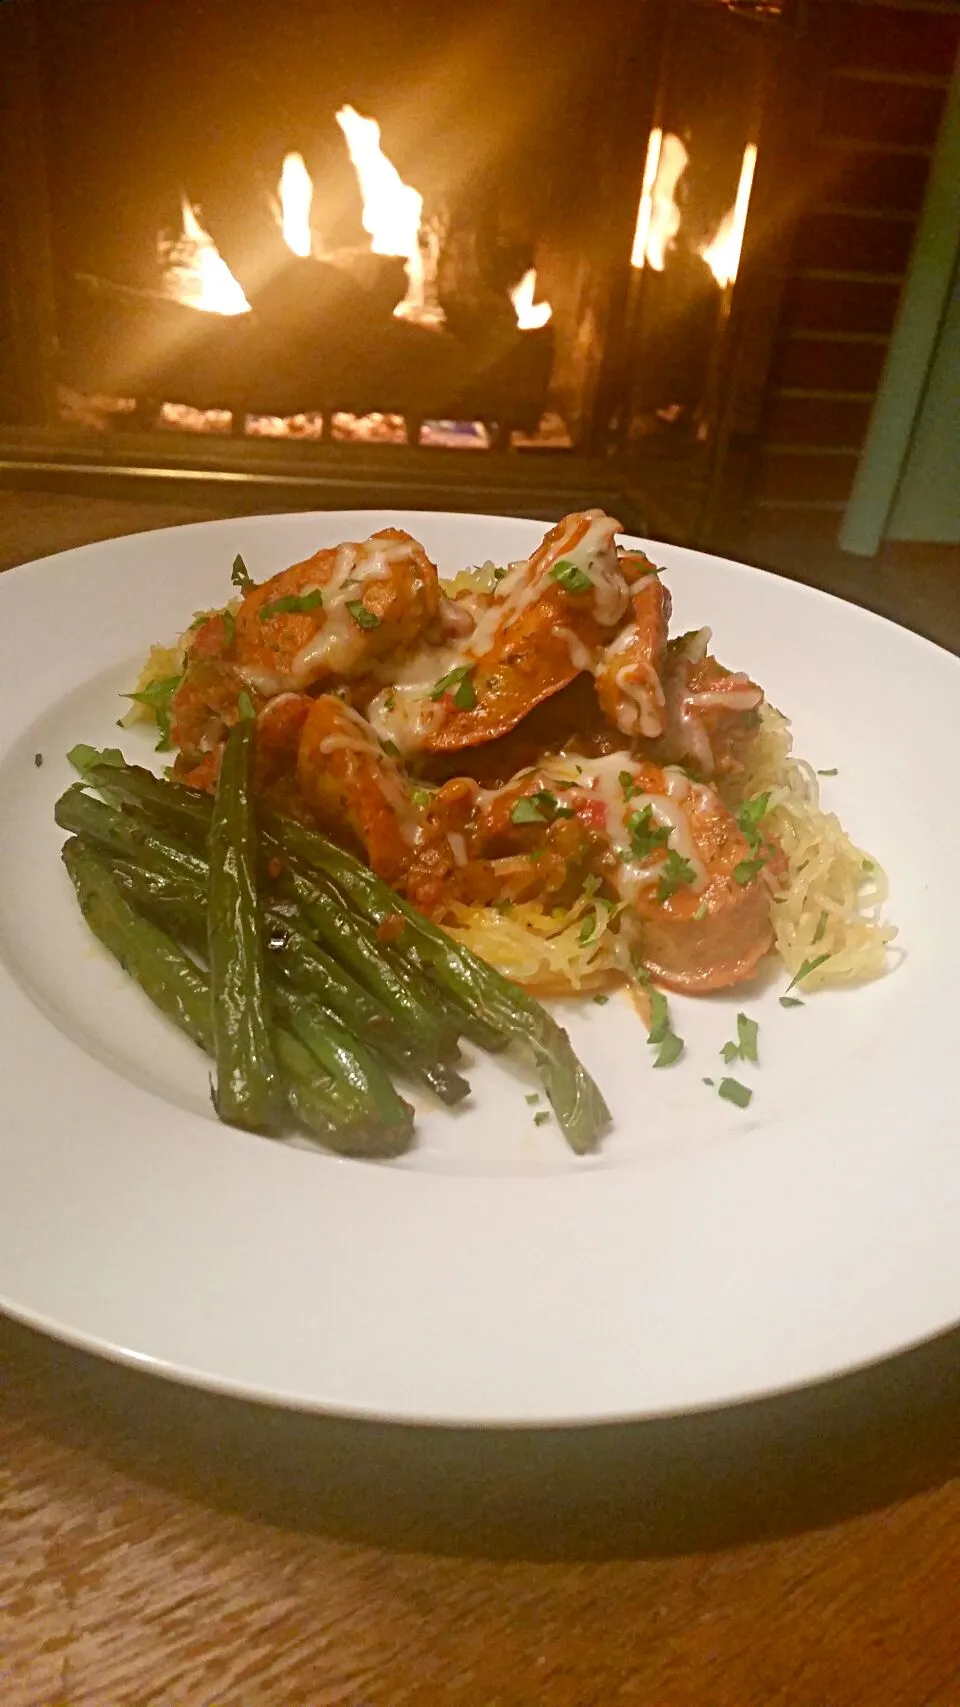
231, 552, 254, 593
657, 848, 695, 902
67, 744, 125, 779
817, 767, 838, 777
221, 607, 237, 649
737, 792, 771, 850
619, 769, 640, 801
236, 689, 256, 722
786, 952, 831, 991
733, 856, 766, 886
381, 739, 400, 759
593, 993, 609, 1006
511, 796, 547, 826
648, 986, 670, 1044
259, 589, 324, 621
812, 910, 828, 944
493, 565, 507, 582
578, 912, 597, 944
628, 804, 671, 862
525, 1092, 540, 1105
429, 664, 476, 709
550, 559, 592, 595
653, 1031, 684, 1068
534, 1111, 551, 1127
861, 859, 875, 873
703, 1077, 715, 1086
779, 996, 804, 1009
720, 1013, 759, 1066
346, 599, 381, 630
33, 752, 43, 768
718, 1077, 752, 1109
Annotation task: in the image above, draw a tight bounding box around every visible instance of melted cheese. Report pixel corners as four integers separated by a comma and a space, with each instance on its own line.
542, 750, 707, 899
289, 536, 409, 686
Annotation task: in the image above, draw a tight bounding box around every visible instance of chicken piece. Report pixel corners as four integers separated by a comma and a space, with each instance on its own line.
170, 656, 245, 783
594, 569, 671, 740
295, 694, 426, 886
659, 641, 764, 778
233, 529, 441, 697
371, 510, 630, 756
252, 692, 313, 796
617, 763, 776, 992
478, 753, 775, 992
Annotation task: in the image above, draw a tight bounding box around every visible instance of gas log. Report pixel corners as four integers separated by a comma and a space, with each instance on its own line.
60, 265, 554, 432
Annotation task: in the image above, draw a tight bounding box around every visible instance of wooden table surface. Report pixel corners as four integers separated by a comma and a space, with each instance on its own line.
2, 489, 960, 1707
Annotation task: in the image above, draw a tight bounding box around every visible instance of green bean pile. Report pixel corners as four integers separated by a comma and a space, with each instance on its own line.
56, 730, 610, 1158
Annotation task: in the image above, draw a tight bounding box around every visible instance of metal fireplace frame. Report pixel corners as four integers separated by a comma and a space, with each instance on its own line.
0, 0, 814, 543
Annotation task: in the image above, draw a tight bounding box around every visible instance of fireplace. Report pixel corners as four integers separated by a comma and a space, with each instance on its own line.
1, 0, 820, 541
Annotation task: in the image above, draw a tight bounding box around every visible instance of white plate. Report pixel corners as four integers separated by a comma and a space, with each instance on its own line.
0, 509, 958, 1426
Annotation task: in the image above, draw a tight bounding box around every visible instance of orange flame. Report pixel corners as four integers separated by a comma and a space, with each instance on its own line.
278, 151, 313, 258
509, 268, 552, 330
698, 143, 757, 289
160, 196, 251, 315
631, 131, 688, 272
335, 104, 429, 321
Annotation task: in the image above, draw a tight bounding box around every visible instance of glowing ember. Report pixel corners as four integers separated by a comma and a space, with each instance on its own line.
278, 151, 314, 258
630, 131, 688, 273
334, 104, 431, 322
509, 268, 552, 331
699, 143, 757, 289
159, 196, 251, 315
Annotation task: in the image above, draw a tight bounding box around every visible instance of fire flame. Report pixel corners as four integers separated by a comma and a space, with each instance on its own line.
334, 104, 428, 321
161, 195, 251, 315
698, 143, 757, 289
278, 151, 314, 258
510, 268, 552, 331
631, 131, 688, 272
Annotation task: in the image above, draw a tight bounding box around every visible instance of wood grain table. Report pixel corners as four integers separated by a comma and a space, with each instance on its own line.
2, 489, 960, 1707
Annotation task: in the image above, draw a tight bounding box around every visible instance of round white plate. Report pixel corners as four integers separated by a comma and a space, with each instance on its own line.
1, 509, 957, 1426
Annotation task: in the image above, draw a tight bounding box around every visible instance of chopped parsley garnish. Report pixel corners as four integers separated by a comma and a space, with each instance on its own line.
67, 744, 125, 779
703, 1077, 715, 1086
779, 996, 804, 1009
733, 856, 766, 886
619, 770, 640, 801
647, 986, 684, 1067
817, 767, 838, 777
236, 689, 256, 722
720, 1012, 759, 1066
656, 849, 695, 902
550, 559, 592, 595
653, 1031, 685, 1068
525, 1092, 540, 1105
627, 805, 671, 862
124, 673, 182, 752
718, 1077, 752, 1109
381, 738, 400, 759
511, 789, 574, 827
861, 859, 875, 873
812, 910, 828, 944
259, 589, 324, 621
492, 565, 508, 582
737, 792, 771, 850
578, 912, 596, 944
231, 552, 254, 593
33, 752, 43, 768
786, 952, 831, 991
384, 692, 396, 712
347, 599, 381, 630
593, 993, 609, 1005
429, 664, 476, 709
511, 796, 547, 825
532, 788, 574, 820
221, 607, 236, 649
534, 1111, 551, 1127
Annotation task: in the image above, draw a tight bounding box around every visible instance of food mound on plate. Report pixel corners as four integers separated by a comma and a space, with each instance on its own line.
132, 510, 893, 998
